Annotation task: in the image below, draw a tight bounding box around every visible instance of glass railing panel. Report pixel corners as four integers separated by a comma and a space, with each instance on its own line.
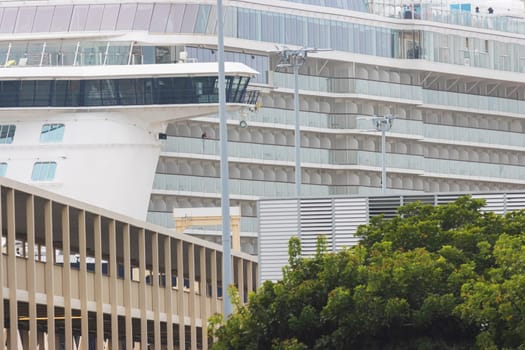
252, 108, 332, 128
146, 211, 175, 228
271, 71, 330, 91
355, 117, 424, 135
272, 72, 423, 101
153, 173, 330, 197
423, 90, 525, 114
424, 158, 525, 180
147, 211, 260, 233
162, 137, 332, 164
424, 124, 525, 147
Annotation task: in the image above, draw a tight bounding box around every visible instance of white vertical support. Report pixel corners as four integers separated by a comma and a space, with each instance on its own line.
103, 42, 110, 65
127, 41, 135, 65
40, 42, 47, 66
5, 43, 11, 66
73, 41, 80, 66
44, 199, 56, 350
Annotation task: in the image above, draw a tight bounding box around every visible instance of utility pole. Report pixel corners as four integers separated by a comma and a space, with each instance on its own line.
372, 115, 395, 192
217, 0, 232, 316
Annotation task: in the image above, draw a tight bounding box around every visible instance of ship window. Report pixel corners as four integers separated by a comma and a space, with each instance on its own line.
0, 162, 6, 176
31, 161, 57, 181
40, 124, 65, 143
0, 125, 16, 144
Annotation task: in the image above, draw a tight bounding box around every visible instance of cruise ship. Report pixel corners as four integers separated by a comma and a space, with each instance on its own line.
1, 0, 525, 258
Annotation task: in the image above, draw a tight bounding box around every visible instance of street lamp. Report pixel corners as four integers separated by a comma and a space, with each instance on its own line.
371, 115, 395, 192
216, 0, 232, 316
275, 47, 328, 197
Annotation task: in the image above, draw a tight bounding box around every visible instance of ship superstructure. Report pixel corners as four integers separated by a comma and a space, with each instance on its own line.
0, 1, 524, 255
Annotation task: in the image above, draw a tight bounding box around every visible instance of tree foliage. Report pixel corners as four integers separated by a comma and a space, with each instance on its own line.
209, 196, 525, 349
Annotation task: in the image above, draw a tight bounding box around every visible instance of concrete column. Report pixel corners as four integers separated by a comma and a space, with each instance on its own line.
123, 224, 132, 350
210, 250, 218, 314
109, 220, 119, 350
176, 240, 185, 349
138, 229, 147, 350
62, 206, 73, 349
26, 195, 37, 350
163, 236, 173, 350
94, 215, 104, 349
237, 257, 244, 304
152, 232, 161, 350
6, 189, 18, 349
199, 247, 208, 349
78, 210, 89, 350
188, 244, 196, 350
44, 199, 55, 350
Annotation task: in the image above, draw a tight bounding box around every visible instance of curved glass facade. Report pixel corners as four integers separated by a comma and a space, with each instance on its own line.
282, 0, 369, 12
0, 76, 250, 107
3, 3, 525, 72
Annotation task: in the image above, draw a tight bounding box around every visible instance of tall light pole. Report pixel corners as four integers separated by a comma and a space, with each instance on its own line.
217, 0, 232, 316
371, 115, 395, 192
275, 47, 319, 197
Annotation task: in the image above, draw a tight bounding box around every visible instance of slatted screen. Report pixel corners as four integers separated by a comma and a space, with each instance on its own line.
259, 191, 525, 282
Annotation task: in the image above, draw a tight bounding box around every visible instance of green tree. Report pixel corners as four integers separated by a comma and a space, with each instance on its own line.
209, 196, 525, 349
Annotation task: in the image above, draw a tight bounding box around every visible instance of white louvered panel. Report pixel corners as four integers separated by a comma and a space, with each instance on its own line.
472, 193, 506, 214
506, 193, 525, 212
258, 192, 525, 283
368, 196, 401, 219
300, 199, 333, 256
333, 198, 368, 250
435, 194, 460, 205
402, 195, 435, 205
259, 199, 299, 282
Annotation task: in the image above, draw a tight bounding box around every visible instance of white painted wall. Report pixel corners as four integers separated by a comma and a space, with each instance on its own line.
0, 109, 162, 220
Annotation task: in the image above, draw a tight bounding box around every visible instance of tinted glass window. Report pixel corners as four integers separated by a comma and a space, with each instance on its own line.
0, 125, 16, 144
31, 162, 57, 181
0, 8, 18, 33
150, 4, 171, 32
165, 4, 185, 33
15, 7, 36, 33
50, 6, 73, 32
41, 124, 65, 143
32, 6, 54, 32
70, 5, 89, 31
180, 5, 198, 33
0, 163, 6, 177
133, 4, 153, 30
116, 4, 137, 30
85, 5, 105, 31
100, 4, 119, 31
0, 76, 250, 107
